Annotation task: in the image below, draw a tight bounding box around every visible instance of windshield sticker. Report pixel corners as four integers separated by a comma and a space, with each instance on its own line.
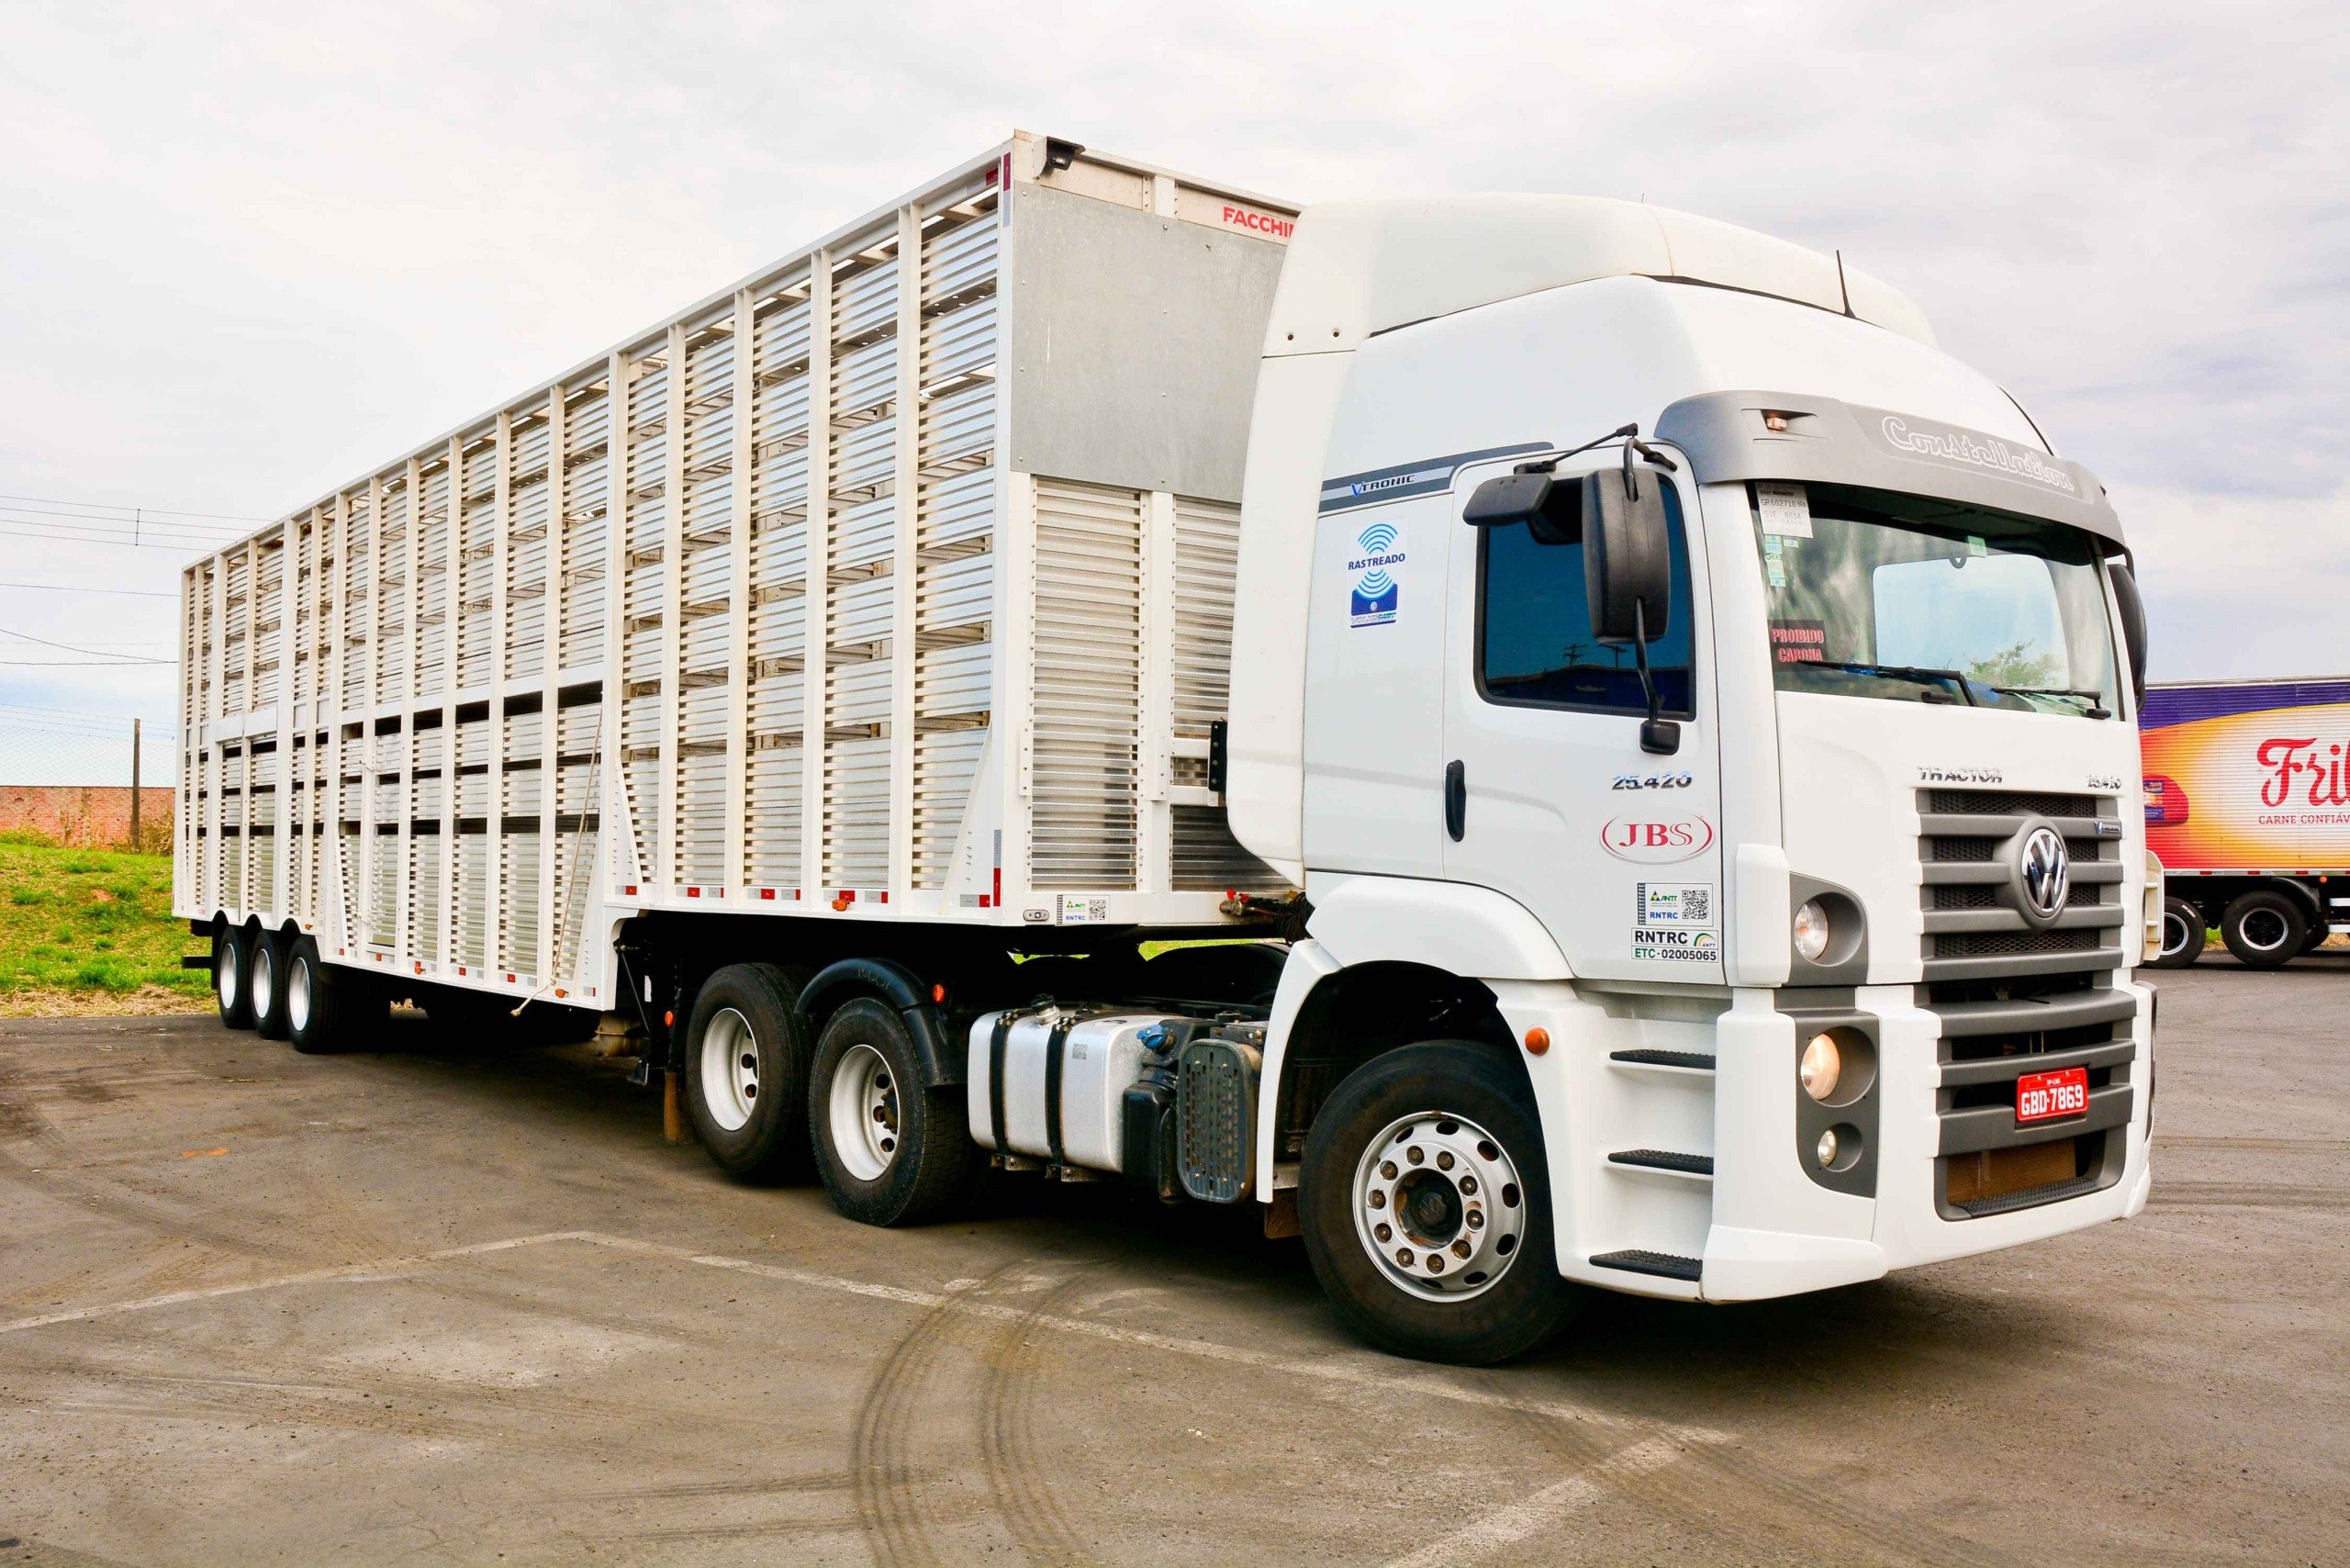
1348, 521, 1403, 627
1763, 533, 1788, 588
1757, 481, 1813, 538
1769, 619, 1827, 665
1630, 927, 1719, 962
1967, 533, 1988, 557
1637, 881, 1715, 928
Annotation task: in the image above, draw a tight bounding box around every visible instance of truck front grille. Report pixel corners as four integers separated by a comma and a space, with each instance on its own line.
1920, 976, 2137, 1219
1915, 788, 2126, 983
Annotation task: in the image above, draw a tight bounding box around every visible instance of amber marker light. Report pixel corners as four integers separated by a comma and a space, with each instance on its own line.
1524, 1027, 1551, 1056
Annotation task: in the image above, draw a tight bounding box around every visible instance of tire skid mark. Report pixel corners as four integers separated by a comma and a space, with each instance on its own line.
851, 1260, 1021, 1568
979, 1268, 1103, 1567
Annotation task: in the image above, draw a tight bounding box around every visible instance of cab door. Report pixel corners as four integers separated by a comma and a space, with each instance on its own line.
1438, 459, 1724, 980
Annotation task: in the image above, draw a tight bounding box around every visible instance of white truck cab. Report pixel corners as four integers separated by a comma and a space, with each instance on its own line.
1222, 196, 2153, 1358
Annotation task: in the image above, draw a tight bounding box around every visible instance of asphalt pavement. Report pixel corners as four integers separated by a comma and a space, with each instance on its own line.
0, 958, 2343, 1565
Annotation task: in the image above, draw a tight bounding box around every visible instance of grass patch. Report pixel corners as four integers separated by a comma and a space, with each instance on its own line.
0, 834, 208, 1002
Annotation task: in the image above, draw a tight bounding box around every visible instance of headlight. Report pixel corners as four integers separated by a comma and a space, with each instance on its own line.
1800, 1032, 1842, 1101
1815, 1127, 1841, 1168
1793, 899, 1831, 962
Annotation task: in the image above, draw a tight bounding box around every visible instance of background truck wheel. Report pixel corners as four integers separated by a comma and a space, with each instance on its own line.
2221, 890, 2305, 969
810, 997, 975, 1226
1298, 1041, 1580, 1365
212, 924, 253, 1030
2151, 897, 2205, 969
250, 929, 293, 1040
684, 963, 812, 1181
284, 935, 361, 1054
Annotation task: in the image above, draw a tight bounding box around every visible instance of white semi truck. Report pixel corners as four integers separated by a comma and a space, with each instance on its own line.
175, 132, 2160, 1362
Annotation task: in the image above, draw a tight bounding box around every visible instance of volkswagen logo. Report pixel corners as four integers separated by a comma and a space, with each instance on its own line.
2016, 823, 2070, 924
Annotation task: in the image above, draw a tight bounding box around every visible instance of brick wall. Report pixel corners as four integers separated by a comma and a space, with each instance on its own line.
0, 786, 175, 850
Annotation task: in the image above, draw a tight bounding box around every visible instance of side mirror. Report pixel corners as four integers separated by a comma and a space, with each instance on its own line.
2109, 560, 2148, 706
1583, 466, 1679, 754
1463, 470, 1579, 546
1582, 467, 1672, 644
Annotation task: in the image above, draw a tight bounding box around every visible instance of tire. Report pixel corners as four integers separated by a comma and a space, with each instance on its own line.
285, 935, 369, 1054
212, 924, 253, 1030
250, 929, 292, 1040
684, 963, 813, 1181
2150, 897, 2204, 969
810, 997, 976, 1226
1298, 1041, 1580, 1365
2221, 890, 2306, 969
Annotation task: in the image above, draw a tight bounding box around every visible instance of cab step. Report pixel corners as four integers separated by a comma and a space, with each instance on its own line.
1607, 1048, 1716, 1071
1590, 1249, 1704, 1282
1607, 1148, 1715, 1177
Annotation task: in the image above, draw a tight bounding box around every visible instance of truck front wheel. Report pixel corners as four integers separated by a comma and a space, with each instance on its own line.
1298, 1042, 1579, 1364
809, 998, 974, 1226
683, 964, 812, 1181
2221, 890, 2305, 969
2151, 897, 2205, 969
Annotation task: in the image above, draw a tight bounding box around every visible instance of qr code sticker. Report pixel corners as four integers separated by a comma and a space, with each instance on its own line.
1637, 882, 1715, 928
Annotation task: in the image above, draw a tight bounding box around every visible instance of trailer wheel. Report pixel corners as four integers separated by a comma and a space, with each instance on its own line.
2221, 890, 2305, 969
683, 963, 812, 1181
212, 924, 253, 1030
810, 998, 975, 1226
2150, 897, 2205, 969
250, 929, 294, 1040
285, 935, 370, 1054
1298, 1041, 1580, 1365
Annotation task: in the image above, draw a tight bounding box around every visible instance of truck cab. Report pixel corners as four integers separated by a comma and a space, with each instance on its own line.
1225, 196, 2155, 1359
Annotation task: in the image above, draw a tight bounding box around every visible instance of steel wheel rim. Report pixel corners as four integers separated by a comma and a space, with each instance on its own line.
251, 943, 274, 1017
287, 955, 312, 1033
216, 940, 238, 1010
2163, 909, 2196, 958
828, 1043, 900, 1182
699, 1007, 759, 1132
1351, 1111, 1527, 1304
2240, 909, 2290, 952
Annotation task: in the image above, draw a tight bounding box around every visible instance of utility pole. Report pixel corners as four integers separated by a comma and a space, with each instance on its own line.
129, 717, 141, 849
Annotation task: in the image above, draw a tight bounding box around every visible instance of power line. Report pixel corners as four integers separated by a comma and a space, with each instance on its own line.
0, 491, 274, 523
0, 525, 220, 554
0, 510, 246, 543
0, 626, 174, 664
0, 658, 183, 666
0, 581, 180, 598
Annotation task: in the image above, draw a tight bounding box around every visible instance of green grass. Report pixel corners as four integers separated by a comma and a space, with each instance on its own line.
0, 831, 207, 997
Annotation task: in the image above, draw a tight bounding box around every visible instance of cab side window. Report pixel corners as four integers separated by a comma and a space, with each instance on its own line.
1476, 484, 1695, 716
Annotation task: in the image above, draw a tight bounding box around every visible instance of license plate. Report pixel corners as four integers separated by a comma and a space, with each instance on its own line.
2016, 1066, 2089, 1125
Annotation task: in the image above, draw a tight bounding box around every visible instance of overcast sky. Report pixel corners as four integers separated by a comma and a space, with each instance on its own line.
2, 0, 2342, 781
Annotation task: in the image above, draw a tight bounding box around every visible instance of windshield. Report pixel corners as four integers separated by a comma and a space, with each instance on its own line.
1751, 481, 2121, 718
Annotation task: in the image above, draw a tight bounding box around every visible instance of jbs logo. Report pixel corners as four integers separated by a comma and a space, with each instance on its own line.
1600, 816, 1715, 863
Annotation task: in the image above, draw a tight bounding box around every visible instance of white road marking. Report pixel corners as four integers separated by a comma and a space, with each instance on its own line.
1379, 1436, 1693, 1568
0, 1228, 1731, 1446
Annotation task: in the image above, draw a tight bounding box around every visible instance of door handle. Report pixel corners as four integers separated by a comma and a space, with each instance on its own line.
1444, 759, 1466, 842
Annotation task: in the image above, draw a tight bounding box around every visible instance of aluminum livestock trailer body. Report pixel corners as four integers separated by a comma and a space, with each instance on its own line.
175, 133, 1299, 1012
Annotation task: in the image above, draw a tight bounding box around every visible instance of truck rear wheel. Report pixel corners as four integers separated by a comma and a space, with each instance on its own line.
683, 963, 811, 1181
285, 935, 374, 1054
2221, 890, 2305, 969
250, 929, 292, 1040
2151, 896, 2205, 969
212, 924, 253, 1030
1298, 1041, 1579, 1365
810, 998, 975, 1226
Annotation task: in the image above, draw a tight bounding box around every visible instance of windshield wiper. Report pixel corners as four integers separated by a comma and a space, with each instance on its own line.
1996, 686, 2113, 719
1811, 661, 1977, 705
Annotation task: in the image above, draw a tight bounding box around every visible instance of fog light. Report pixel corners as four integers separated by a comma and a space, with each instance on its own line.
1800, 1032, 1842, 1101
1815, 1127, 1841, 1168
1794, 899, 1831, 962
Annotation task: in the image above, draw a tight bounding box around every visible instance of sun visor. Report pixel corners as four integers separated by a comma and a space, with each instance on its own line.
1653, 391, 2122, 544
